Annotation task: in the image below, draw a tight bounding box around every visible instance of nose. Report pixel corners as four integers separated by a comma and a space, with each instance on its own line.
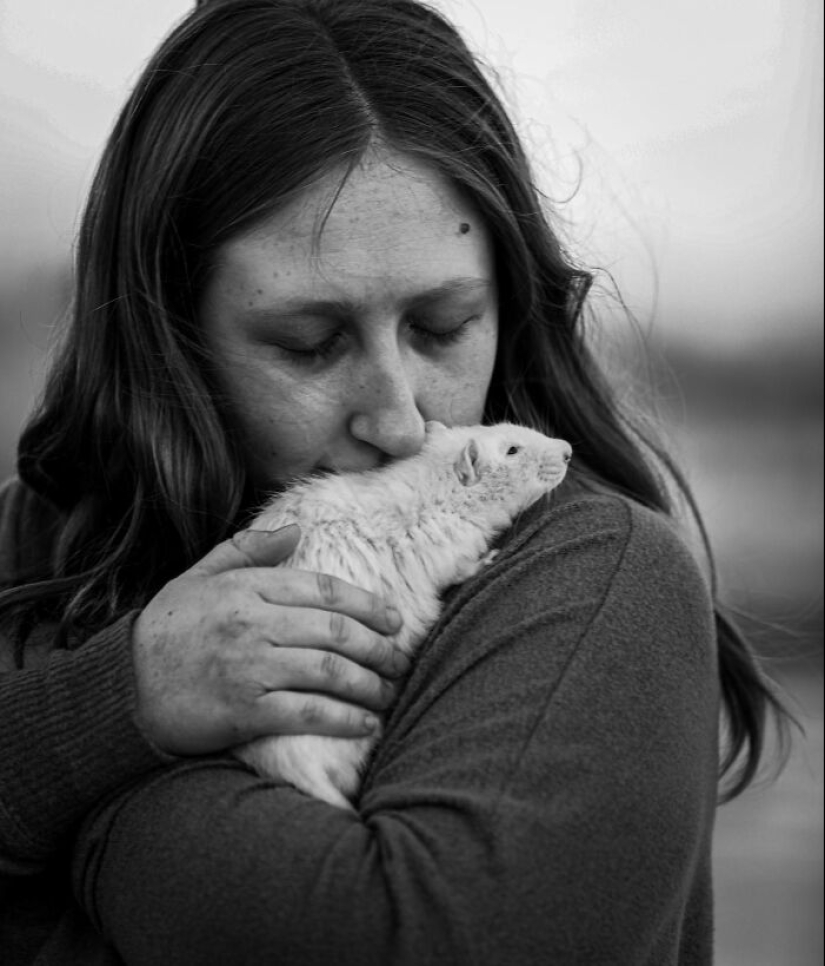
348, 353, 426, 460
561, 442, 573, 463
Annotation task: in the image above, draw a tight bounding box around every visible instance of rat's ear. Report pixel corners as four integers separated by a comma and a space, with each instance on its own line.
454, 439, 482, 486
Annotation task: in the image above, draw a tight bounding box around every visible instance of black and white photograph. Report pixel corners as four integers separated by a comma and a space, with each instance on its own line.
1, 2, 821, 963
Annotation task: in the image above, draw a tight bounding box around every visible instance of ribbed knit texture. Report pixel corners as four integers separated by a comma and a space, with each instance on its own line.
0, 479, 170, 963
0, 613, 166, 862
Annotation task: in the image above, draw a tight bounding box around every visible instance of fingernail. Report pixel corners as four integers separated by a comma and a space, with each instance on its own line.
364, 715, 381, 733
385, 606, 402, 628
243, 524, 299, 538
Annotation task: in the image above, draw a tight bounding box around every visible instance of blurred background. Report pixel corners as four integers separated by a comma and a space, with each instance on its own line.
1, 0, 821, 961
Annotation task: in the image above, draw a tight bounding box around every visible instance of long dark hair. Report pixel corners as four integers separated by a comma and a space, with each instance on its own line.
3, 0, 790, 800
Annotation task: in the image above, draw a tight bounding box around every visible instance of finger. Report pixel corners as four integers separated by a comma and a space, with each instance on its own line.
258, 647, 398, 712
262, 602, 410, 679
248, 566, 402, 637
189, 525, 301, 577
247, 692, 383, 740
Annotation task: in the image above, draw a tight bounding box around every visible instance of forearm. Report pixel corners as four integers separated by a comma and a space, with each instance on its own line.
0, 613, 170, 871
0, 477, 171, 870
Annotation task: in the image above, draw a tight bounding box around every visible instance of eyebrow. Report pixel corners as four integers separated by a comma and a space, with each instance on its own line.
238, 277, 493, 324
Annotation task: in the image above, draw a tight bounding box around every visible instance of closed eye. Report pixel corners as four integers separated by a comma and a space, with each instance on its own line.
273, 330, 347, 363
408, 315, 480, 349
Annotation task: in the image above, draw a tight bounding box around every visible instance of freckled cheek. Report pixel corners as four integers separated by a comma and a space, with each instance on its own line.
431, 373, 490, 424
231, 402, 315, 487
457, 325, 499, 418
240, 370, 349, 474
211, 362, 284, 458
423, 341, 497, 425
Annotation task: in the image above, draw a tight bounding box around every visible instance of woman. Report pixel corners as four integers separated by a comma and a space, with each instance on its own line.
0, 1, 790, 963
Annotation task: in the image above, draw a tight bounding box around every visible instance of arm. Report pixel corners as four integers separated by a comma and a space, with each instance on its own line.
0, 478, 172, 881
0, 616, 173, 874
73, 494, 720, 965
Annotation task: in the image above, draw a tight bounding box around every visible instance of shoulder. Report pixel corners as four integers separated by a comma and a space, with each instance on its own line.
413, 477, 720, 771
0, 477, 64, 586
504, 475, 712, 609
439, 473, 716, 667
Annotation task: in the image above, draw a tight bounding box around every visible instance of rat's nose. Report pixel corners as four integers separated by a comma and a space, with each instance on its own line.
561, 442, 573, 463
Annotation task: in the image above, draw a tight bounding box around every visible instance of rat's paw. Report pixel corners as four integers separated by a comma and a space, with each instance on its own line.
235, 733, 368, 811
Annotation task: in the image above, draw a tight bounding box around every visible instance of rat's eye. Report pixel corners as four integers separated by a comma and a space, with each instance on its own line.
506, 445, 521, 456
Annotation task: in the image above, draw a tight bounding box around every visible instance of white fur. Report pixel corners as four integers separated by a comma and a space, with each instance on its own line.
234, 421, 572, 808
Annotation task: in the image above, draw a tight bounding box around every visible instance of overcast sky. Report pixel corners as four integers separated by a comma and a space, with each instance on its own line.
0, 0, 822, 353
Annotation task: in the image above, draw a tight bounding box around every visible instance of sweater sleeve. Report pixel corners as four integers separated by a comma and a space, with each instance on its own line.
72, 494, 720, 966
0, 479, 170, 881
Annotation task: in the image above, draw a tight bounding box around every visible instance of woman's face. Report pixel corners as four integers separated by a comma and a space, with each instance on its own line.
200, 149, 499, 491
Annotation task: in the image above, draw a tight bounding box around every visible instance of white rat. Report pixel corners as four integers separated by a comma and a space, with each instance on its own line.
234, 420, 572, 809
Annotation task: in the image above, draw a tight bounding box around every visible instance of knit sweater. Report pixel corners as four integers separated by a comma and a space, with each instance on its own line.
0, 474, 720, 965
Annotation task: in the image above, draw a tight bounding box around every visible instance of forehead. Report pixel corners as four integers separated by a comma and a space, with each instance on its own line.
212, 150, 495, 301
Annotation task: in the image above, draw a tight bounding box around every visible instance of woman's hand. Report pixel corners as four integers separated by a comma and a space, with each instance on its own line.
131, 526, 407, 756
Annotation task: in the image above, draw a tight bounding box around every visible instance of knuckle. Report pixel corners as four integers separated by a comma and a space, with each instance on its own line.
205, 648, 253, 698
299, 697, 325, 728
265, 607, 291, 648
214, 606, 252, 641
214, 570, 243, 594
320, 650, 344, 683
328, 610, 349, 646
316, 571, 342, 608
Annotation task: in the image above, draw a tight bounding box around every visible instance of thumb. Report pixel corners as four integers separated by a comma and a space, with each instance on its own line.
189, 524, 301, 576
